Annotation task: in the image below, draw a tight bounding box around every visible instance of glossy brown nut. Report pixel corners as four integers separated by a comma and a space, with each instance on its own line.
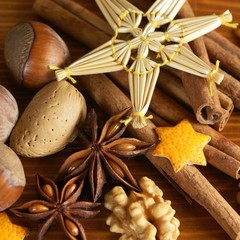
4, 21, 70, 89
0, 143, 26, 211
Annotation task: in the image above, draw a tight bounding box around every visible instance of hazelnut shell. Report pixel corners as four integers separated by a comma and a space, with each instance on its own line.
4, 21, 70, 89
0, 143, 26, 211
0, 85, 19, 143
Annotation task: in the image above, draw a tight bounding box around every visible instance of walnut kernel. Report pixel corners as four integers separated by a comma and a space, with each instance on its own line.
104, 177, 180, 240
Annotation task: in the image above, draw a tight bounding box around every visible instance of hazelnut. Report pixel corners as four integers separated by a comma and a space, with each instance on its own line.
0, 143, 26, 211
4, 21, 70, 89
0, 85, 19, 143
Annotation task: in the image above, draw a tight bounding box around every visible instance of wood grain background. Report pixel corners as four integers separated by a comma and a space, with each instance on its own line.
0, 0, 239, 239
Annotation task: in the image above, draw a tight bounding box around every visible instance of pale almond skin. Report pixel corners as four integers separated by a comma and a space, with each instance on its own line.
10, 80, 87, 157
0, 85, 19, 143
0, 143, 26, 211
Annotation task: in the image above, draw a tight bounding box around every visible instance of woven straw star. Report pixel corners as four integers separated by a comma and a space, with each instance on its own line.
51, 0, 237, 128
153, 119, 211, 172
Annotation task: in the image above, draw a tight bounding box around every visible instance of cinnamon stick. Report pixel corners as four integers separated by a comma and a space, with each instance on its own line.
207, 30, 240, 59
160, 68, 233, 114
168, 56, 240, 111
51, 0, 113, 36
179, 2, 240, 110
206, 32, 240, 104
204, 145, 240, 180
217, 69, 240, 109
77, 73, 240, 240
204, 35, 240, 80
33, 0, 109, 48
159, 68, 234, 131
177, 0, 225, 126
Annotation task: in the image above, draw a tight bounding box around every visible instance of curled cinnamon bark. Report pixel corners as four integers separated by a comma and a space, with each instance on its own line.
157, 68, 234, 131
212, 65, 240, 110
177, 0, 225, 126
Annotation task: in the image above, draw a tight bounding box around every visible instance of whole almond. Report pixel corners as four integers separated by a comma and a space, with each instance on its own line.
10, 80, 87, 157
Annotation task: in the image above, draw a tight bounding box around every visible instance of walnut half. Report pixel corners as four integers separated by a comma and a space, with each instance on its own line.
104, 176, 180, 240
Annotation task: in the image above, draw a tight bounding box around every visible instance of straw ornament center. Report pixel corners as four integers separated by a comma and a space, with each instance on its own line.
110, 11, 185, 76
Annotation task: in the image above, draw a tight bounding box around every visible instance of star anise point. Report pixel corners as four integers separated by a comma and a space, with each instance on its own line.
55, 108, 153, 202
11, 173, 100, 240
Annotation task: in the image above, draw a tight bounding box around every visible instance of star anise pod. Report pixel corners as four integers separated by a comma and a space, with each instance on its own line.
11, 172, 100, 240
55, 108, 154, 202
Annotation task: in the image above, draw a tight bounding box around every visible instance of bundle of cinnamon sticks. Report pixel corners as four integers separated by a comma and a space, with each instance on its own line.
32, 0, 240, 239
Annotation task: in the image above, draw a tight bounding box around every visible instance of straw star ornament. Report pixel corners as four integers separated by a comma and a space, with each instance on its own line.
51, 0, 237, 128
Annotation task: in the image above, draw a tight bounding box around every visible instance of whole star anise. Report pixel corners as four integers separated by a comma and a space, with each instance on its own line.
55, 108, 154, 202
11, 172, 100, 240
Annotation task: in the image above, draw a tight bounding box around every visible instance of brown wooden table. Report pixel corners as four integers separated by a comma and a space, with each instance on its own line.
0, 0, 239, 239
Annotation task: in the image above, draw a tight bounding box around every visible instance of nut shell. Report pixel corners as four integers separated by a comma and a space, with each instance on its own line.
0, 85, 19, 143
0, 143, 26, 211
4, 21, 70, 89
10, 80, 87, 157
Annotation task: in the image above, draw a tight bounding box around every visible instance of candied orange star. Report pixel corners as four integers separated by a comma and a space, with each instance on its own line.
153, 119, 211, 172
0, 212, 28, 240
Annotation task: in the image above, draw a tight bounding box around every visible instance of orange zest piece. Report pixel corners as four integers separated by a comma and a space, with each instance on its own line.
0, 212, 28, 240
153, 119, 211, 172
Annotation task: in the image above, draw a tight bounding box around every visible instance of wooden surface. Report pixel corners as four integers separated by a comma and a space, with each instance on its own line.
0, 0, 240, 239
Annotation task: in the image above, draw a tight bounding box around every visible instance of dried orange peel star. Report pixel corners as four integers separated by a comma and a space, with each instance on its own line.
0, 212, 28, 240
153, 119, 211, 172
